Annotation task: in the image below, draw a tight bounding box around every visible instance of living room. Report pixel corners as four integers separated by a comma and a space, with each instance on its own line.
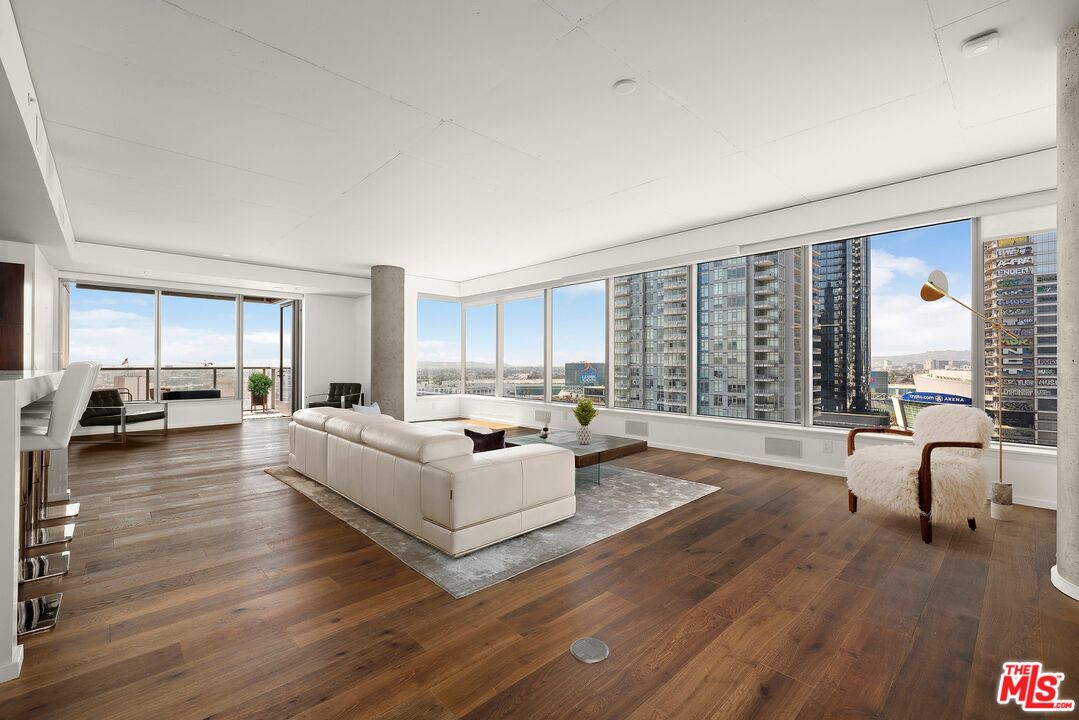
1, 1, 1077, 718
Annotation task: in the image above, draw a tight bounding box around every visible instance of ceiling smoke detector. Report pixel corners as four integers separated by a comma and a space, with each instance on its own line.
611, 78, 637, 95
962, 31, 999, 58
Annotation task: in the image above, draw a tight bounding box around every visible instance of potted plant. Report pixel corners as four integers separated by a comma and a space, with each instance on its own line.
573, 397, 597, 445
247, 372, 273, 410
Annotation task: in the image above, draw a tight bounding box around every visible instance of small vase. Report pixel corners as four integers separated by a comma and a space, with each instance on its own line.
577, 425, 592, 445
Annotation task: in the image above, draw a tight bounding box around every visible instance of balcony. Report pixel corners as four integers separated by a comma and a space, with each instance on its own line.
94, 365, 294, 417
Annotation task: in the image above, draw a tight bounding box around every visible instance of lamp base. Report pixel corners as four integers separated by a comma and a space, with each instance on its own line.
990, 482, 1013, 522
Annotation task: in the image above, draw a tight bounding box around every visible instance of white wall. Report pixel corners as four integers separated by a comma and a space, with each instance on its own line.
302, 294, 368, 406
30, 245, 56, 371
460, 395, 1059, 510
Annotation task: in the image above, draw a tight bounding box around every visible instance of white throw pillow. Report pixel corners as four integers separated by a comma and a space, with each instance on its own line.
353, 402, 381, 416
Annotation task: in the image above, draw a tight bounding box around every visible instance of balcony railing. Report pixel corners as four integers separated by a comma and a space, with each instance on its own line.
94, 366, 292, 412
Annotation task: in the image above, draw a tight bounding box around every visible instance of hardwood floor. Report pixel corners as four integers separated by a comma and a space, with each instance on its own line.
3, 418, 1075, 719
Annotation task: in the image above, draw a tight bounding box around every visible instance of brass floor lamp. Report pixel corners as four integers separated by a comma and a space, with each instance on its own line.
921, 269, 1020, 520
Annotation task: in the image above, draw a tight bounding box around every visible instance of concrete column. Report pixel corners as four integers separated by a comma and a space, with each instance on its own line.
371, 265, 405, 420
1053, 22, 1079, 601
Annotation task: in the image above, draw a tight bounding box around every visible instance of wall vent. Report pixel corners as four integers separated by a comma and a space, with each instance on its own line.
535, 410, 552, 424
625, 420, 649, 437
764, 436, 802, 459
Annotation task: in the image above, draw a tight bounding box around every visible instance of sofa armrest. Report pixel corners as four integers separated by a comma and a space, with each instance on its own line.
422, 446, 574, 530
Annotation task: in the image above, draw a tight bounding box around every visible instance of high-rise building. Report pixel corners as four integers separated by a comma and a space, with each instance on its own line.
983, 231, 1057, 446
812, 237, 872, 425
697, 249, 803, 422
613, 266, 689, 413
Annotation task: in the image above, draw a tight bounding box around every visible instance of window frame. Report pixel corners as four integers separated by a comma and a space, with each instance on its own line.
61, 278, 299, 403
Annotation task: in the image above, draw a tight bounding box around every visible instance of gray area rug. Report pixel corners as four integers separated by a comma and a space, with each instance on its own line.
264, 464, 719, 598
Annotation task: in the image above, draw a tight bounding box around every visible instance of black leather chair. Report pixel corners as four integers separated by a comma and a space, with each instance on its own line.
307, 382, 364, 409
78, 389, 169, 443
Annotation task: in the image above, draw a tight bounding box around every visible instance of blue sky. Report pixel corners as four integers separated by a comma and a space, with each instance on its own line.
868, 219, 972, 357
69, 287, 287, 367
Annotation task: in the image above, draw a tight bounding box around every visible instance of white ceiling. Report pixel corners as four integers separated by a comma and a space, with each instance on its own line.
11, 0, 1078, 281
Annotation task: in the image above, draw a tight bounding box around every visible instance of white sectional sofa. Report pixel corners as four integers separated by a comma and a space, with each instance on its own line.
287, 408, 576, 556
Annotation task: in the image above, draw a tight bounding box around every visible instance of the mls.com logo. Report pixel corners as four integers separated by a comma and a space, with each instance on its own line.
998, 662, 1075, 712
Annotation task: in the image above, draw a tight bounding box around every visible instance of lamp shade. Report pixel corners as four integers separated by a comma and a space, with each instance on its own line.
920, 269, 949, 302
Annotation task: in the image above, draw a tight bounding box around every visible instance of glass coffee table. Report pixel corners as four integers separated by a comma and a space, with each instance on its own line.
506, 430, 648, 485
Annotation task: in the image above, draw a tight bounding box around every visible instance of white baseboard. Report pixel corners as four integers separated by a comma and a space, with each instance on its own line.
1013, 495, 1057, 511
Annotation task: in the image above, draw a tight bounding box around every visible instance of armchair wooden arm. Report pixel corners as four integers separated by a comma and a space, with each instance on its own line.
917, 441, 984, 536
846, 427, 913, 456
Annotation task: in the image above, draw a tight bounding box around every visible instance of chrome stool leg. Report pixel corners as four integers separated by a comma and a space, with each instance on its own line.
20, 552, 71, 583
25, 451, 74, 549
18, 452, 72, 582
17, 593, 63, 636
17, 453, 68, 633
39, 450, 80, 521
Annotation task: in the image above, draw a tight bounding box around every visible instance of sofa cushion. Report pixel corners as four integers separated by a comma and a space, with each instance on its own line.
362, 423, 473, 464
324, 412, 395, 443
466, 428, 506, 453
354, 402, 382, 416
291, 407, 353, 431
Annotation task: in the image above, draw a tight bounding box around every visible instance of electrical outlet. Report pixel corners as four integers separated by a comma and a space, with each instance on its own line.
822, 440, 835, 455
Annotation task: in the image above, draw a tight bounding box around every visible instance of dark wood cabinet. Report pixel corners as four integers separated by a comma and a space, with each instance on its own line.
0, 261, 25, 370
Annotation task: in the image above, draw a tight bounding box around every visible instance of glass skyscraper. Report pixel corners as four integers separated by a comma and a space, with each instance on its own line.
812, 237, 872, 426
613, 266, 689, 413
983, 231, 1057, 446
697, 249, 803, 422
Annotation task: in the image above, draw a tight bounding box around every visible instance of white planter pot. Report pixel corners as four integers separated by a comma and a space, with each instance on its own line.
577, 425, 592, 445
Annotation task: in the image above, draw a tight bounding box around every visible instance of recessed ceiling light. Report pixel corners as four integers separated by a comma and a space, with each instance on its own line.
221, 253, 233, 258
962, 31, 999, 58
612, 78, 637, 95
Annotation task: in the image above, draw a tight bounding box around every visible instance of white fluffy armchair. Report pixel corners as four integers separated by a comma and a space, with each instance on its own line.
845, 404, 994, 543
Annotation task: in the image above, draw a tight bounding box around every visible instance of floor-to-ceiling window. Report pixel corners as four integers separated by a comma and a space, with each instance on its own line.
464, 304, 496, 396
501, 295, 545, 400
64, 283, 300, 408
416, 298, 461, 396
812, 219, 972, 429
552, 280, 607, 405
67, 284, 156, 400
698, 249, 802, 422
160, 292, 238, 398
613, 267, 689, 413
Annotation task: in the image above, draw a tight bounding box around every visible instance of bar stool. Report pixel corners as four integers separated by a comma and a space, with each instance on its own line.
18, 361, 99, 636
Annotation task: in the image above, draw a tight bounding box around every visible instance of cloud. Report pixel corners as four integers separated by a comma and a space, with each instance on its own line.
70, 308, 153, 328
869, 290, 971, 357
417, 339, 461, 363
871, 249, 930, 288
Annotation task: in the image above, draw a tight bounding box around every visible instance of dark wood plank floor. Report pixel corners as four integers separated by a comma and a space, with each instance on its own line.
3, 419, 1076, 719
